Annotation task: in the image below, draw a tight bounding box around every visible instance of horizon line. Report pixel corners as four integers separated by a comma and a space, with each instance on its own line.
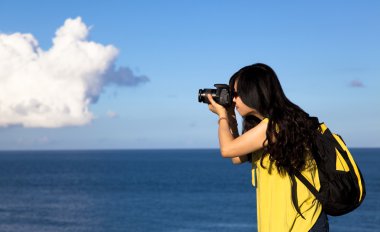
0, 147, 379, 152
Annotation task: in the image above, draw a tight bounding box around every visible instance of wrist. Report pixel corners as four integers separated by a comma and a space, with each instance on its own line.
218, 111, 228, 118
218, 117, 228, 125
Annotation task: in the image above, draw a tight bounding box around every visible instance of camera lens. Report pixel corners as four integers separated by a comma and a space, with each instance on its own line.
198, 89, 216, 104
198, 89, 204, 103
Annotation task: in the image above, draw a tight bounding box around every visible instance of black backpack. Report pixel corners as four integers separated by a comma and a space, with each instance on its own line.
291, 121, 366, 217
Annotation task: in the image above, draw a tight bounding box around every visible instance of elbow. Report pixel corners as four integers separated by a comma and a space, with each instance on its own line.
220, 147, 235, 158
231, 155, 248, 165
231, 158, 243, 165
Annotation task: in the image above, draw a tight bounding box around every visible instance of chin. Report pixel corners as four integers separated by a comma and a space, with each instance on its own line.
238, 111, 247, 117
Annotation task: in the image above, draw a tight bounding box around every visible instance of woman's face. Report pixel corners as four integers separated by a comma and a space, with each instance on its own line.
233, 81, 264, 119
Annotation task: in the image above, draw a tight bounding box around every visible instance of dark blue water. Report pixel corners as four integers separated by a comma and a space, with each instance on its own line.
0, 149, 378, 232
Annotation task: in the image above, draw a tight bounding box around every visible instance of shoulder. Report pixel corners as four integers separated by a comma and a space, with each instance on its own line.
242, 118, 268, 145
246, 118, 268, 133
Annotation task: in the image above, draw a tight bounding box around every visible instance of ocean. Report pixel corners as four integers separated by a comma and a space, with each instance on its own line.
0, 149, 378, 232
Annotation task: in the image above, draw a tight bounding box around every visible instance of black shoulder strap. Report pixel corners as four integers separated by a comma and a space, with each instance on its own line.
290, 174, 305, 219
290, 167, 325, 220
293, 169, 320, 198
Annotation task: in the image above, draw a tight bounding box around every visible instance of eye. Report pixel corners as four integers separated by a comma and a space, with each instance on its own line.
233, 91, 238, 98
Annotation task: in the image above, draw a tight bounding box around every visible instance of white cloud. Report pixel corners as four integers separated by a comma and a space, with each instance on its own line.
0, 17, 118, 128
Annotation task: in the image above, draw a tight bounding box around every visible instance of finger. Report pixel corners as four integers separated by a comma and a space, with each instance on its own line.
207, 94, 216, 105
208, 104, 216, 113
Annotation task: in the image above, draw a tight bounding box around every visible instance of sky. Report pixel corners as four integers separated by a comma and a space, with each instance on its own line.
0, 0, 379, 150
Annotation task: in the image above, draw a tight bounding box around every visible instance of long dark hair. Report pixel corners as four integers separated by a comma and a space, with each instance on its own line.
229, 63, 319, 175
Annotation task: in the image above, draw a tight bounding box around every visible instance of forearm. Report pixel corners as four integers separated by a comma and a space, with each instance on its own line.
218, 114, 239, 158
206, 94, 249, 161
217, 115, 267, 158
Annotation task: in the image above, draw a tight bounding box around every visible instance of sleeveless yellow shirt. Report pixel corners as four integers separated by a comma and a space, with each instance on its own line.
251, 119, 322, 232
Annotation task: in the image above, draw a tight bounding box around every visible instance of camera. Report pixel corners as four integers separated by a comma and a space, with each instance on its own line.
198, 84, 232, 107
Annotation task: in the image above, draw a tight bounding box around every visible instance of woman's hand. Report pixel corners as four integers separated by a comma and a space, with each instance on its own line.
207, 94, 227, 117
207, 94, 238, 126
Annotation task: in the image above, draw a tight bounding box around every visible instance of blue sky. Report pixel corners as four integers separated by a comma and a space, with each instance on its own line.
0, 0, 379, 150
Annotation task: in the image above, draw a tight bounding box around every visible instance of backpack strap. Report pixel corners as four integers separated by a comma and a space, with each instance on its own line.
290, 173, 306, 219
293, 169, 321, 199
294, 169, 321, 201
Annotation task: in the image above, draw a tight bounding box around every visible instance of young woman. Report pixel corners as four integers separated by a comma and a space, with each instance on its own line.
206, 63, 329, 232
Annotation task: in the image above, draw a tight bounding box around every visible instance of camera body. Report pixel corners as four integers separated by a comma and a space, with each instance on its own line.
198, 84, 232, 107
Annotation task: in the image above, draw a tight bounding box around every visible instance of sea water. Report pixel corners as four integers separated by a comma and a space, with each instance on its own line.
0, 149, 378, 232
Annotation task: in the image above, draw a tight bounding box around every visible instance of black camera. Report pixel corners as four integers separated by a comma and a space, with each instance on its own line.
198, 84, 232, 107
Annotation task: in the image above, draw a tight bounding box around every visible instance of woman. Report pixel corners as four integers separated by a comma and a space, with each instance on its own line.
206, 63, 329, 232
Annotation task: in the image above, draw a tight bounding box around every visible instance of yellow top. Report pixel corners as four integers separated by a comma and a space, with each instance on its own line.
252, 118, 322, 232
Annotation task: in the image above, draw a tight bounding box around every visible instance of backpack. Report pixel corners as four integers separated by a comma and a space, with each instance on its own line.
291, 121, 366, 217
